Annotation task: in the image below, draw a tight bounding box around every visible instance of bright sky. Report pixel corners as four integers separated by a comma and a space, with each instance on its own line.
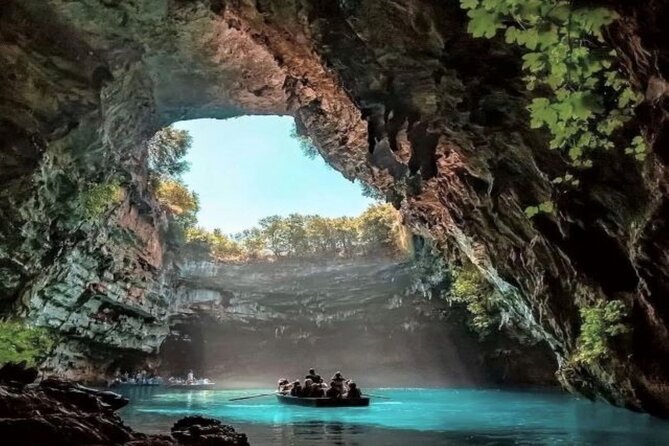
173, 116, 375, 234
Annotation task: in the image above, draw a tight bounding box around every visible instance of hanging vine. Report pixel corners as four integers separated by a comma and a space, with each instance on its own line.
460, 0, 646, 216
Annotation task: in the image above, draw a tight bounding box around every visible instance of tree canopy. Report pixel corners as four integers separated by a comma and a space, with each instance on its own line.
185, 204, 410, 262
146, 126, 200, 245
147, 124, 404, 260
147, 127, 192, 179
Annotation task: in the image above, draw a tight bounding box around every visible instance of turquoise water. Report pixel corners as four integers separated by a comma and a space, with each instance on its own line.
118, 387, 669, 445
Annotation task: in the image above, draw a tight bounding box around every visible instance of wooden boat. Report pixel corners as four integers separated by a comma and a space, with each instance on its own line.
276, 394, 370, 407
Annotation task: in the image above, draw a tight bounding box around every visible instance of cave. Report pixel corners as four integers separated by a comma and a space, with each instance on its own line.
3, 0, 669, 444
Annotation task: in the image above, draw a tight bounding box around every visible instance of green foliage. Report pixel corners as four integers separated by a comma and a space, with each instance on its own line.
524, 200, 555, 218
358, 203, 407, 255
0, 320, 54, 366
185, 204, 408, 262
359, 181, 385, 201
146, 127, 199, 246
185, 227, 244, 260
156, 179, 199, 217
236, 227, 266, 259
81, 180, 123, 219
147, 127, 192, 179
156, 179, 200, 242
449, 264, 499, 336
573, 299, 629, 365
461, 0, 645, 179
290, 123, 320, 160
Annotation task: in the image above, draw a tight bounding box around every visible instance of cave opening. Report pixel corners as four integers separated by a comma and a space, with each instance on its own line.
143, 115, 490, 389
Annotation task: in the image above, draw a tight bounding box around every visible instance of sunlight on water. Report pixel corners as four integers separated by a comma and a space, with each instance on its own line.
118, 387, 669, 446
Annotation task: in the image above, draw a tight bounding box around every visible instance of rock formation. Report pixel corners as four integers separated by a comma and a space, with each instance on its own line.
159, 257, 556, 387
0, 364, 249, 446
1, 0, 669, 417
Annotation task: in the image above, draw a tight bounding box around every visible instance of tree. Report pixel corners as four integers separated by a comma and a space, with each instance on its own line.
290, 122, 320, 160
358, 204, 403, 255
284, 214, 309, 256
156, 179, 199, 230
359, 181, 385, 201
210, 229, 244, 260
147, 127, 192, 179
236, 228, 266, 259
332, 216, 358, 256
258, 215, 290, 257
305, 215, 335, 255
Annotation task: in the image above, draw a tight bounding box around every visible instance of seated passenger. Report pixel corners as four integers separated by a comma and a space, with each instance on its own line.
311, 382, 325, 398
326, 381, 340, 399
301, 379, 313, 397
290, 380, 302, 397
346, 382, 362, 399
331, 371, 346, 391
277, 378, 290, 393
305, 368, 322, 384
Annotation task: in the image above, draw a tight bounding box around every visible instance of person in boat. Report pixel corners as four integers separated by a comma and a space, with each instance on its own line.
305, 368, 322, 384
331, 371, 347, 392
290, 380, 302, 396
326, 381, 341, 399
311, 381, 326, 398
302, 378, 313, 397
277, 378, 290, 393
345, 382, 362, 399
186, 369, 195, 384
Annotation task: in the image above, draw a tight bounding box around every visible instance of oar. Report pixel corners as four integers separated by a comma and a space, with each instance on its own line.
363, 393, 391, 400
229, 392, 276, 402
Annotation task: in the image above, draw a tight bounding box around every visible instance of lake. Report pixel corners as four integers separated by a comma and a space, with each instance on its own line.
117, 387, 669, 445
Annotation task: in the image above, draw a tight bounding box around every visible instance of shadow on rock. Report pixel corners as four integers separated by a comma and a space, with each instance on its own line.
0, 363, 249, 446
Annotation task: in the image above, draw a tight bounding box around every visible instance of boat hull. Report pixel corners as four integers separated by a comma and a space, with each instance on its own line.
276, 394, 370, 407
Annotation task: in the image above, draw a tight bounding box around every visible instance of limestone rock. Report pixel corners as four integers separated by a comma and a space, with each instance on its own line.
0, 369, 247, 446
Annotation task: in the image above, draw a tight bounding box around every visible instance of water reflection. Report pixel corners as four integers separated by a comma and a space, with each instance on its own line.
117, 387, 669, 446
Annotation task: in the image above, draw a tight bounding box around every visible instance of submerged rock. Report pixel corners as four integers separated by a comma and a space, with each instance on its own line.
171, 417, 249, 446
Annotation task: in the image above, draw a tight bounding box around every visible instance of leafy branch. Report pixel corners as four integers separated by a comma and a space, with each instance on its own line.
460, 0, 647, 217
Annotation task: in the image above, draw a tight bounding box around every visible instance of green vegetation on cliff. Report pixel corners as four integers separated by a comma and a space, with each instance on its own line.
146, 126, 200, 245
0, 320, 54, 366
80, 180, 124, 219
573, 299, 629, 365
147, 127, 192, 179
460, 0, 645, 216
184, 203, 410, 261
448, 263, 500, 337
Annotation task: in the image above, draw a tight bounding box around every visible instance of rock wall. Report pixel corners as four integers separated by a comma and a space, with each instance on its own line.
160, 258, 556, 387
0, 0, 668, 416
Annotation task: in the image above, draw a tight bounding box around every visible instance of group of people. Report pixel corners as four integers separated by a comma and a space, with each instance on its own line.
112, 369, 163, 386
278, 369, 362, 399
110, 369, 213, 387
167, 370, 213, 386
